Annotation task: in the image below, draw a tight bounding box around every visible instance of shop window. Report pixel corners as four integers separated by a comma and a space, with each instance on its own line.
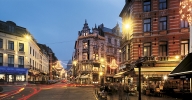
8, 54, 14, 67
16, 75, 25, 81
0, 74, 5, 82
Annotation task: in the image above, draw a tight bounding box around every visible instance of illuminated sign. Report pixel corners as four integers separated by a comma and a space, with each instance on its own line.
0, 66, 27, 74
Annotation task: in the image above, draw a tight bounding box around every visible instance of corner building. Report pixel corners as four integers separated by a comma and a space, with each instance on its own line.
73, 20, 121, 84
119, 0, 189, 91
0, 20, 50, 84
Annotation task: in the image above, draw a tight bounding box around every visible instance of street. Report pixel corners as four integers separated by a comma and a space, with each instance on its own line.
0, 83, 183, 100
0, 83, 97, 100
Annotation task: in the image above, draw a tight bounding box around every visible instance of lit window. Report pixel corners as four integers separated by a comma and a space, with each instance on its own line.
181, 20, 189, 28
181, 40, 189, 56
143, 43, 151, 56
19, 43, 24, 51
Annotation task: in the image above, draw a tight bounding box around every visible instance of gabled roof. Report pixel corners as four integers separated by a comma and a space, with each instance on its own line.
169, 53, 192, 76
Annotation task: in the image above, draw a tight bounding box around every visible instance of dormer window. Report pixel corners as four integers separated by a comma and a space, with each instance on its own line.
8, 25, 14, 32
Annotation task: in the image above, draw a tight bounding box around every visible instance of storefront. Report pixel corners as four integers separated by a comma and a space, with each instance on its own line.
0, 66, 28, 84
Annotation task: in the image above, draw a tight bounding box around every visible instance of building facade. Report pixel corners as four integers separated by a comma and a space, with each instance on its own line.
73, 20, 121, 84
119, 0, 189, 90
0, 20, 50, 84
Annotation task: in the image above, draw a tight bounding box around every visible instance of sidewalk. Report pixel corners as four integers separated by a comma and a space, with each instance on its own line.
93, 87, 181, 100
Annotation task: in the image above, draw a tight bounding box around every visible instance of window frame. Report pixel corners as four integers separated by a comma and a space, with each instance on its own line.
19, 43, 24, 51
181, 20, 189, 28
8, 40, 14, 50
143, 42, 151, 57
159, 0, 167, 10
18, 56, 24, 68
159, 16, 167, 30
143, 0, 151, 12
8, 54, 14, 67
181, 40, 189, 56
159, 41, 168, 56
143, 18, 151, 32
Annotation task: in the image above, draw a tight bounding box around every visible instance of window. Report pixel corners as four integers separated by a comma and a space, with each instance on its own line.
18, 56, 24, 68
83, 32, 87, 36
0, 39, 3, 48
82, 53, 88, 60
128, 44, 131, 60
83, 42, 88, 49
33, 49, 34, 56
8, 41, 14, 50
19, 43, 24, 51
30, 47, 31, 54
159, 17, 167, 30
122, 46, 126, 62
159, 0, 167, 10
101, 43, 104, 50
93, 53, 99, 60
8, 26, 14, 32
159, 41, 167, 56
144, 19, 151, 32
143, 43, 151, 56
8, 54, 14, 67
181, 20, 189, 28
181, 40, 189, 56
114, 39, 117, 46
0, 53, 3, 66
143, 0, 151, 12
108, 38, 111, 44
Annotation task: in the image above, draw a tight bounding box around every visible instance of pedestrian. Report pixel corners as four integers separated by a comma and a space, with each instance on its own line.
124, 83, 130, 100
118, 83, 124, 100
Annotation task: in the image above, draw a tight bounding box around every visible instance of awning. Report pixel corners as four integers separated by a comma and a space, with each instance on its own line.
80, 75, 89, 78
169, 53, 192, 77
113, 71, 127, 78
134, 67, 175, 72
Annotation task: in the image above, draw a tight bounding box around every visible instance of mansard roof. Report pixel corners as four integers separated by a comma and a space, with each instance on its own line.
0, 20, 37, 43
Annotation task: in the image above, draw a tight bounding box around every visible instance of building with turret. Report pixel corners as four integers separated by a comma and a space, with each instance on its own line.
73, 20, 121, 84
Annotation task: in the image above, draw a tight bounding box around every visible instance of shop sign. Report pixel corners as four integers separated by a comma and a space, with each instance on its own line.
0, 66, 27, 74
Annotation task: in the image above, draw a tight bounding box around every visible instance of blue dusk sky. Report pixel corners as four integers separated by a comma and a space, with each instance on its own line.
0, 0, 124, 68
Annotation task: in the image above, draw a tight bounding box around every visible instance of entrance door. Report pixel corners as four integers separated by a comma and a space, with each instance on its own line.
7, 75, 14, 83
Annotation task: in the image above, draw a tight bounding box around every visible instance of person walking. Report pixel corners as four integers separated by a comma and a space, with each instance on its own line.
118, 83, 124, 100
124, 83, 130, 100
